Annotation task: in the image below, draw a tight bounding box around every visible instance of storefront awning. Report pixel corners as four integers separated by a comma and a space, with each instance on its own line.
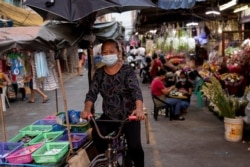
0, 21, 125, 53
0, 21, 85, 52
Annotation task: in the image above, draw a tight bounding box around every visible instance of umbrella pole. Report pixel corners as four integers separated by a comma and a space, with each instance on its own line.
0, 90, 7, 142
55, 54, 73, 153
87, 43, 95, 114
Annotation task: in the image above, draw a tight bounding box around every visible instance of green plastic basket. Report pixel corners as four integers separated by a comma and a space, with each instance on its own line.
8, 132, 41, 146
19, 125, 53, 134
28, 131, 64, 145
32, 142, 69, 164
68, 123, 90, 133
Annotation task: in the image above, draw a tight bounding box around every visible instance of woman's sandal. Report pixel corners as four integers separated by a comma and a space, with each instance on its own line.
27, 101, 35, 103
173, 116, 185, 121
42, 98, 49, 103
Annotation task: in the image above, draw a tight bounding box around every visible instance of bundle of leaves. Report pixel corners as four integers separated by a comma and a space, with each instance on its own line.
201, 76, 240, 118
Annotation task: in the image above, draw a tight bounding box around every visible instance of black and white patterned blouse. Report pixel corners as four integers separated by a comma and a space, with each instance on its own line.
85, 64, 143, 120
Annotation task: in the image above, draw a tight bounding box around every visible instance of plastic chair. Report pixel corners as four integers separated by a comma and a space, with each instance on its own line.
193, 78, 204, 108
151, 94, 173, 121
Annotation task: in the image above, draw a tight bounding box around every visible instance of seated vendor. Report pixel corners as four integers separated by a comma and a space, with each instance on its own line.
175, 71, 193, 114
150, 69, 185, 121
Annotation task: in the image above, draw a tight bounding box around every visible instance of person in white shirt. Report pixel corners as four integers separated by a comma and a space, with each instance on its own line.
137, 44, 145, 57
129, 46, 138, 58
136, 44, 146, 69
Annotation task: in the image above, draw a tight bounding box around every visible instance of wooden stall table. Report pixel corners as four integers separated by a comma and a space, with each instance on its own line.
168, 91, 188, 100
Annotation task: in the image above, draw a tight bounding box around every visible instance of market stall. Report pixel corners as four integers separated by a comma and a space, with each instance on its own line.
0, 21, 89, 166
0, 20, 127, 166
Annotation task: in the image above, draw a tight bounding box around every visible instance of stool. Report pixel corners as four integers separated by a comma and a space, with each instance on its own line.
193, 79, 204, 108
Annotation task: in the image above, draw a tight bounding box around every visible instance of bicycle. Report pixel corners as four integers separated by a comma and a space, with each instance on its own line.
87, 115, 137, 167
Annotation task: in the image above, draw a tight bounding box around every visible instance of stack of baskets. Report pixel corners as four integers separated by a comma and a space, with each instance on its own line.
0, 113, 91, 165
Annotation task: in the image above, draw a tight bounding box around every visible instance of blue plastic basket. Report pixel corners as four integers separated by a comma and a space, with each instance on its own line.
0, 142, 23, 163
56, 133, 88, 149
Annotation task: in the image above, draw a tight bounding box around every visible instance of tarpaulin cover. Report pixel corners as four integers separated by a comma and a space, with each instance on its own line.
157, 0, 201, 10
93, 21, 125, 43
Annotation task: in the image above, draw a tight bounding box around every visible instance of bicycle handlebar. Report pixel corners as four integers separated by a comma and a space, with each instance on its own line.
89, 115, 137, 140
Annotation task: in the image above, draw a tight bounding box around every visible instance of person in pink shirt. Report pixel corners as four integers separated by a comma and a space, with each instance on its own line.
150, 53, 163, 82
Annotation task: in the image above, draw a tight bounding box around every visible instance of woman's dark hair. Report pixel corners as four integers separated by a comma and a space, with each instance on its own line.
188, 71, 196, 80
101, 39, 120, 51
179, 70, 188, 78
156, 69, 166, 76
152, 53, 158, 59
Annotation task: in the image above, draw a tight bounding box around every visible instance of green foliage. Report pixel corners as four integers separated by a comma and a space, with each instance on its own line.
201, 77, 238, 118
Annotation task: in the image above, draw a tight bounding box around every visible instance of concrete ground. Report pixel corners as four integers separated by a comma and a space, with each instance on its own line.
1, 71, 250, 167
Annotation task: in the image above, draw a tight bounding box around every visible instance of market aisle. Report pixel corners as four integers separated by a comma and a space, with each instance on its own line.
1, 73, 250, 167
140, 79, 250, 167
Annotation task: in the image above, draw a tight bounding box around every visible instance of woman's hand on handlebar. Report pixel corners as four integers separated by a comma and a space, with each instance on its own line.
80, 111, 92, 120
131, 108, 145, 121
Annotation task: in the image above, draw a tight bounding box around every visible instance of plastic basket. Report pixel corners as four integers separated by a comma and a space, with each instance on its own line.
6, 143, 43, 164
0, 142, 23, 163
28, 131, 64, 145
68, 123, 90, 133
19, 125, 53, 134
8, 132, 40, 146
52, 124, 66, 132
32, 142, 69, 164
56, 132, 89, 149
43, 115, 56, 120
32, 119, 57, 125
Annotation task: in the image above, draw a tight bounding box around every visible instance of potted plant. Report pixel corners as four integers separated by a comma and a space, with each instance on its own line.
201, 76, 249, 142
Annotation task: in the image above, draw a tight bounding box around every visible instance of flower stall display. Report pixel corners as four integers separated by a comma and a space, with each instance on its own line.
220, 73, 244, 87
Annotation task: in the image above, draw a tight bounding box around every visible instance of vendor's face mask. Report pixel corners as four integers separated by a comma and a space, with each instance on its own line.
179, 78, 186, 83
102, 54, 118, 66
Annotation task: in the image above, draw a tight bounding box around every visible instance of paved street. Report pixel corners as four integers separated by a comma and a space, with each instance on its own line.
1, 71, 250, 167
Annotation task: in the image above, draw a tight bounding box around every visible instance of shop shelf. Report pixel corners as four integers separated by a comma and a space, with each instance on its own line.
6, 143, 43, 164
56, 132, 88, 149
28, 131, 64, 145
32, 142, 69, 164
0, 142, 23, 163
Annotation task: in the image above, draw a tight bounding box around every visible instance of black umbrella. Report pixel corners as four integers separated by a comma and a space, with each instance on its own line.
23, 0, 119, 22
23, 0, 156, 22
96, 0, 156, 16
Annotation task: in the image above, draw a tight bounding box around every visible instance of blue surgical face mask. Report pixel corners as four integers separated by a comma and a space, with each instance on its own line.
101, 54, 118, 66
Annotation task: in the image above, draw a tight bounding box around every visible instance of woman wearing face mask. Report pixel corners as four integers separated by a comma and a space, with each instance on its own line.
81, 39, 145, 167
175, 71, 193, 114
